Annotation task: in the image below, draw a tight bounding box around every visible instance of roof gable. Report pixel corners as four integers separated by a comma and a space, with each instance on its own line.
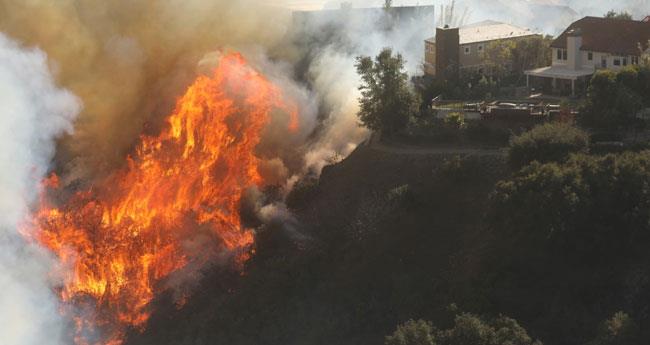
551, 16, 650, 56
459, 21, 536, 44
426, 20, 537, 45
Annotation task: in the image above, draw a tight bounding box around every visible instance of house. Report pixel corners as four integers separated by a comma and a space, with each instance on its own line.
456, 0, 578, 34
424, 20, 539, 79
525, 16, 650, 96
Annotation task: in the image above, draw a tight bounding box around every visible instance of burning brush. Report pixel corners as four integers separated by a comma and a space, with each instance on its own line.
23, 52, 298, 345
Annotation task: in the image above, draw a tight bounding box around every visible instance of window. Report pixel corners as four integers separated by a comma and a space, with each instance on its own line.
623, 57, 627, 66
632, 56, 639, 65
464, 46, 471, 55
602, 57, 608, 68
588, 52, 593, 61
557, 49, 562, 60
562, 49, 568, 60
613, 58, 621, 66
477, 44, 484, 53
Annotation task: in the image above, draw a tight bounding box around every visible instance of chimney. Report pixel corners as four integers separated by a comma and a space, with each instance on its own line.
435, 26, 460, 80
566, 28, 582, 70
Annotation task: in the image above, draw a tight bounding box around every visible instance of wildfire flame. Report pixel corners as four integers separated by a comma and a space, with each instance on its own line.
26, 52, 297, 344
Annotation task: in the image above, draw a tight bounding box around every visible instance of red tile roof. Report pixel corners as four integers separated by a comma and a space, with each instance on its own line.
551, 16, 650, 56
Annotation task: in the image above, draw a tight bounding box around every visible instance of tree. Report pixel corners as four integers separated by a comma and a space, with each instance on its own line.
356, 48, 420, 135
492, 151, 650, 262
510, 36, 553, 78
589, 312, 640, 345
579, 68, 646, 131
385, 320, 436, 345
481, 36, 553, 83
438, 313, 541, 345
604, 11, 633, 20
387, 313, 542, 345
508, 123, 589, 169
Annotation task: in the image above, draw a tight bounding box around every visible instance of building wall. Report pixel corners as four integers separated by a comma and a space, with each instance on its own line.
458, 35, 540, 74
588, 53, 638, 71
459, 41, 488, 69
553, 47, 641, 71
424, 41, 436, 75
435, 27, 460, 80
423, 31, 546, 77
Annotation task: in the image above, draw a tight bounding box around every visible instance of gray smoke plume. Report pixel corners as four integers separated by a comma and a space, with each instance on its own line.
286, 5, 437, 175
0, 33, 81, 345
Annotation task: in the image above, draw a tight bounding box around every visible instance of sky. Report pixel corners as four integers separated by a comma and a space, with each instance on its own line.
266, 0, 649, 19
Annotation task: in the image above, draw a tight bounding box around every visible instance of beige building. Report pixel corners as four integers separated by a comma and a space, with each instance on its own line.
424, 20, 538, 77
526, 16, 650, 96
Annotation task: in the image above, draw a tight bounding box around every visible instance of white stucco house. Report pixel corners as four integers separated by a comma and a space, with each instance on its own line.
525, 16, 650, 96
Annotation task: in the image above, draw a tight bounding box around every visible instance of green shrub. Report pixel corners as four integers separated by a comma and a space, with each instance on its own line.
492, 151, 650, 260
386, 313, 541, 345
589, 312, 640, 345
508, 123, 589, 168
385, 320, 436, 345
578, 65, 649, 131
445, 112, 466, 130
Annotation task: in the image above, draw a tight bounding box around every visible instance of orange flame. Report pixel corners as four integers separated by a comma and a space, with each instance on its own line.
28, 52, 297, 344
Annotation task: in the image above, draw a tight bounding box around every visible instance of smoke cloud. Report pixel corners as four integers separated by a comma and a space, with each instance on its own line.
286, 5, 436, 174
0, 0, 434, 185
0, 33, 80, 345
0, 0, 293, 183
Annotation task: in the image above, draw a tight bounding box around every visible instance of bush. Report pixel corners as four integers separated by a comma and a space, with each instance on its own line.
589, 312, 640, 345
578, 66, 649, 131
385, 320, 436, 345
438, 313, 541, 345
508, 122, 589, 168
386, 313, 541, 345
445, 112, 466, 130
492, 151, 650, 260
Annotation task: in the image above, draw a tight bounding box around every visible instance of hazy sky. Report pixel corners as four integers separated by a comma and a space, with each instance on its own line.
266, 0, 648, 19
265, 0, 435, 11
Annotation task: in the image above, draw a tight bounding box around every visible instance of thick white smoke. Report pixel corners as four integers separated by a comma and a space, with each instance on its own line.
0, 34, 81, 345
291, 5, 437, 175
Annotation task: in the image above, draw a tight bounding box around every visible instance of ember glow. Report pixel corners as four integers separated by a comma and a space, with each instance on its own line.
27, 52, 297, 344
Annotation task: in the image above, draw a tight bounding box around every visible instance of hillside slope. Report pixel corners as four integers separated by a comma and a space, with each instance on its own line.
127, 144, 508, 345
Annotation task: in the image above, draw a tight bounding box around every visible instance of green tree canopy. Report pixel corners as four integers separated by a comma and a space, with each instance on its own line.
481, 36, 552, 82
356, 48, 420, 135
508, 123, 589, 169
589, 312, 640, 345
604, 11, 633, 20
438, 313, 540, 345
492, 151, 650, 261
385, 320, 437, 345
578, 66, 648, 131
386, 313, 541, 345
